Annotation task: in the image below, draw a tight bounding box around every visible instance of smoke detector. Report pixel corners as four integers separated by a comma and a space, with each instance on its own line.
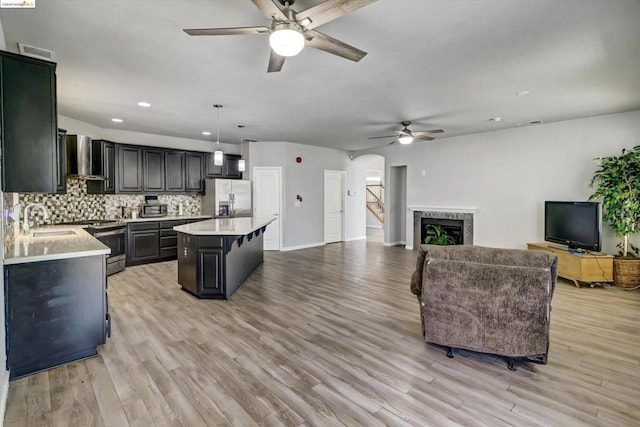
18, 43, 56, 62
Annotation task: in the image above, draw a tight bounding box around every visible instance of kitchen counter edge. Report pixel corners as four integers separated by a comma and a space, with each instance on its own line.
4, 225, 110, 265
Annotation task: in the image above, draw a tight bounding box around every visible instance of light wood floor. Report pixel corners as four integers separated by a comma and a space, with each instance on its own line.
4, 238, 640, 426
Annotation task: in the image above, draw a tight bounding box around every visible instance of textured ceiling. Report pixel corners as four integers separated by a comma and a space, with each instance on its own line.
1, 0, 639, 151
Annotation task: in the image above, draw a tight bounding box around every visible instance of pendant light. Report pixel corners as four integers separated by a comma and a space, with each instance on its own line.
237, 125, 246, 173
213, 104, 224, 166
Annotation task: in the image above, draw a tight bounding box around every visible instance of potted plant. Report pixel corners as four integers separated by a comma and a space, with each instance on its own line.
424, 225, 457, 245
589, 145, 640, 287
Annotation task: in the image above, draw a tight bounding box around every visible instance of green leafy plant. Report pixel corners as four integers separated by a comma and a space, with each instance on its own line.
424, 225, 456, 245
589, 146, 640, 257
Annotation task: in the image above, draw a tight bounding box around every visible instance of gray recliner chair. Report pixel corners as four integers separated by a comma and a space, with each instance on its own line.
410, 244, 558, 370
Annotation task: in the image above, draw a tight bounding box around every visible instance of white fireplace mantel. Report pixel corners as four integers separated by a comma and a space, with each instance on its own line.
407, 206, 480, 214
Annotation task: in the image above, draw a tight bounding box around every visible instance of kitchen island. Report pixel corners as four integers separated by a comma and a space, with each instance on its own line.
4, 226, 110, 379
174, 216, 276, 299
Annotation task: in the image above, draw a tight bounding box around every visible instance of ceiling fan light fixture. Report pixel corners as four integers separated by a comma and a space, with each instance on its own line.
269, 23, 305, 57
398, 135, 414, 145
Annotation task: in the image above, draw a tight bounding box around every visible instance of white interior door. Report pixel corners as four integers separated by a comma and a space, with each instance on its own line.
324, 170, 345, 243
253, 167, 282, 251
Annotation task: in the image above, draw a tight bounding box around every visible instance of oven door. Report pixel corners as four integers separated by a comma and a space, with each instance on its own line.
94, 228, 126, 276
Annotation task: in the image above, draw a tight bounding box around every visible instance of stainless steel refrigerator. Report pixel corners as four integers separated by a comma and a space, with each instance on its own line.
203, 179, 252, 218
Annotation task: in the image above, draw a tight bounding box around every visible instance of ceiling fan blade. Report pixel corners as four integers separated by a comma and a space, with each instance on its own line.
305, 29, 367, 62
251, 0, 288, 21
268, 50, 286, 73
414, 135, 435, 141
368, 135, 397, 140
413, 129, 445, 135
298, 0, 377, 30
388, 140, 399, 145
184, 26, 270, 36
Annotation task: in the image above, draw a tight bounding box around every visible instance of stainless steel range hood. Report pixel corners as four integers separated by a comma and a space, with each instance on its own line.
66, 135, 107, 180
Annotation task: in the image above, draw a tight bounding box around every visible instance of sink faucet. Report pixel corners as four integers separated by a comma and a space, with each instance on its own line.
23, 203, 50, 235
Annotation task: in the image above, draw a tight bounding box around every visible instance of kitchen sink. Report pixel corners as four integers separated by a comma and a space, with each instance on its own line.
32, 230, 76, 238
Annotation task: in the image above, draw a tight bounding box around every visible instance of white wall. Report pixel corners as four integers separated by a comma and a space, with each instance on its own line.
249, 141, 367, 249
356, 110, 640, 253
59, 115, 239, 154
0, 14, 11, 423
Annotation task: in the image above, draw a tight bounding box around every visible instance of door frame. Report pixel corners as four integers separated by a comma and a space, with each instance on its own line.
253, 166, 283, 251
323, 169, 347, 244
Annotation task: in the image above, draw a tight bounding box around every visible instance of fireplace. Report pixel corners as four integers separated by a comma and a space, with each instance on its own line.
413, 209, 474, 249
421, 218, 464, 245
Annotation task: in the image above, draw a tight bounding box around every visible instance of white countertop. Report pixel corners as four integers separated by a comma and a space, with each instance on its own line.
173, 216, 276, 236
124, 215, 211, 223
4, 225, 111, 265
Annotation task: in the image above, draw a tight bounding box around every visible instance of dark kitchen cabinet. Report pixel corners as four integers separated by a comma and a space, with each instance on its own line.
87, 140, 116, 194
127, 222, 160, 266
143, 148, 165, 192
1, 50, 59, 193
117, 145, 143, 193
205, 153, 243, 179
205, 153, 223, 178
5, 255, 107, 379
224, 154, 243, 179
185, 152, 204, 193
56, 129, 67, 193
127, 219, 198, 266
165, 151, 186, 192
159, 219, 186, 260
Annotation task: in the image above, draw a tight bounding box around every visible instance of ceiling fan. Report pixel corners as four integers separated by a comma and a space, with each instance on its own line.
368, 121, 445, 145
183, 0, 376, 73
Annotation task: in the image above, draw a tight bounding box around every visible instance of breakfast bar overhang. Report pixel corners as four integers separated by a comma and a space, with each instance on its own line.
174, 216, 276, 299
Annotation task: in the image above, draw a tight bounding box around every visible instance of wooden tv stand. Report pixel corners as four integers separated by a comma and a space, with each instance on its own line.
527, 243, 613, 288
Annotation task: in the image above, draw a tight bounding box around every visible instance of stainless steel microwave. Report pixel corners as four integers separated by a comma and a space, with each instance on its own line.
139, 203, 168, 218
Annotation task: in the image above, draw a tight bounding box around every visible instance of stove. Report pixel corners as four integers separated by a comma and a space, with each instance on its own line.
65, 219, 127, 275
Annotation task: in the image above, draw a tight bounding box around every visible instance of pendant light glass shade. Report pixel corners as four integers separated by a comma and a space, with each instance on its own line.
213, 104, 224, 166
214, 150, 223, 166
269, 24, 305, 57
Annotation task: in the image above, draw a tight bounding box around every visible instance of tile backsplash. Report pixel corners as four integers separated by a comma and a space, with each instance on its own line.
2, 179, 202, 241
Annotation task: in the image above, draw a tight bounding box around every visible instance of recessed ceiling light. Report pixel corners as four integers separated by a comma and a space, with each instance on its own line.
137, 101, 151, 107
202, 131, 211, 136
111, 118, 123, 123
516, 90, 531, 96
490, 116, 502, 122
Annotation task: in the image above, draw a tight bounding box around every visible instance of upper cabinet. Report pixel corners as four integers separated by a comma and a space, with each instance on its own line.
56, 129, 67, 193
165, 151, 186, 192
143, 148, 166, 192
117, 145, 143, 193
1, 50, 59, 193
86, 140, 116, 194
205, 153, 243, 179
185, 152, 204, 193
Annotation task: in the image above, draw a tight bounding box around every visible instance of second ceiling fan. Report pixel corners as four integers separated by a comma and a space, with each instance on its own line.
183, 0, 376, 73
369, 121, 445, 145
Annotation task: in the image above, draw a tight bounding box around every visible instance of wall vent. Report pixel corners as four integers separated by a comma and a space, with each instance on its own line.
18, 43, 56, 62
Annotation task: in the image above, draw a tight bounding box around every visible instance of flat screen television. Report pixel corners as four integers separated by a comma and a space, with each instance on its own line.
544, 201, 602, 252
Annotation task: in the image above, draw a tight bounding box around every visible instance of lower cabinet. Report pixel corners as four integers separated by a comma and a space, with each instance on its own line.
5, 255, 107, 379
127, 219, 193, 266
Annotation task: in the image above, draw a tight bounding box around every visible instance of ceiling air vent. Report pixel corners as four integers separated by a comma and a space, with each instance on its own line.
18, 43, 56, 62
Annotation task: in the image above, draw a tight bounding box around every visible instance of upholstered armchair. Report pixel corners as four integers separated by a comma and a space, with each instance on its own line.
410, 244, 558, 370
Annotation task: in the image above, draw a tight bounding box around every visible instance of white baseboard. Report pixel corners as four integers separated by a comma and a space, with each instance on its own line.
405, 244, 414, 250
0, 369, 9, 426
281, 242, 325, 252
384, 241, 406, 247
366, 225, 383, 229
345, 235, 367, 242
